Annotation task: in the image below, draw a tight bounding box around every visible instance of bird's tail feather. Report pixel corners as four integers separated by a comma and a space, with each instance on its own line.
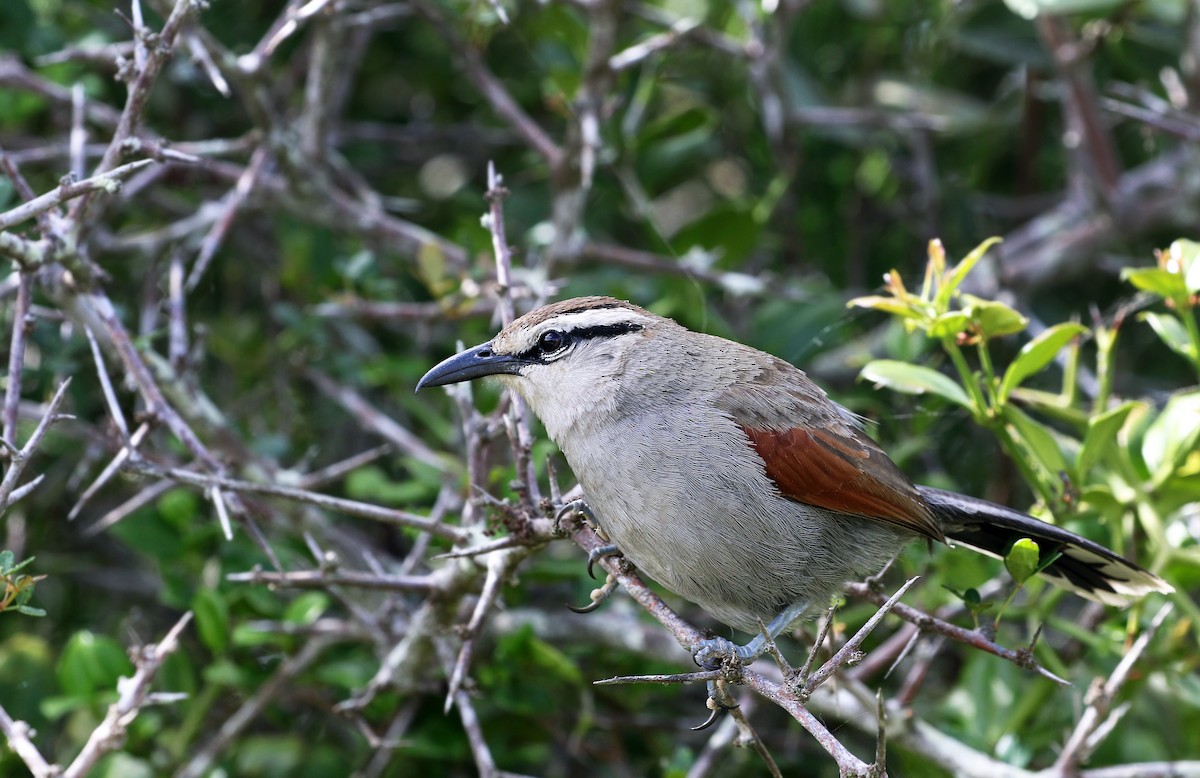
917, 486, 1173, 606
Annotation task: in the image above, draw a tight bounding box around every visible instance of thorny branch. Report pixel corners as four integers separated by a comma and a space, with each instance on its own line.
0, 612, 193, 778
0, 2, 1190, 776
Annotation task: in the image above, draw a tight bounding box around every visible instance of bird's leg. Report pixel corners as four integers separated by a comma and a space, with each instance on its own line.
692, 600, 810, 669
555, 498, 626, 576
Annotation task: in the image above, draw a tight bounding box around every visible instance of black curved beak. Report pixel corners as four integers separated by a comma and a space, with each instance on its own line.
416, 341, 524, 391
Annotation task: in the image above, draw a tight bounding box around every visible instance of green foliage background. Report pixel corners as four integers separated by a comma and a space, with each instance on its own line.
1, 0, 1198, 776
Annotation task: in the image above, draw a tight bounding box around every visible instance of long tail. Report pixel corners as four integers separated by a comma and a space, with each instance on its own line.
917, 486, 1173, 606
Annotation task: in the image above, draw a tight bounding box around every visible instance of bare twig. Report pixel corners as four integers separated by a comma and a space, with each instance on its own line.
434, 534, 530, 560
187, 145, 270, 291
414, 0, 563, 168
69, 0, 203, 223
298, 444, 393, 489
174, 635, 341, 778
1035, 16, 1120, 195
0, 158, 155, 232
2, 274, 33, 444
305, 367, 445, 470
802, 577, 919, 693
610, 19, 702, 72
62, 612, 194, 778
844, 581, 1070, 686
0, 145, 40, 204
124, 459, 465, 542
0, 380, 72, 513
0, 703, 53, 777
167, 251, 188, 367
227, 567, 435, 591
84, 324, 131, 439
484, 163, 540, 503
1054, 604, 1174, 774
209, 484, 234, 540
68, 421, 151, 521
444, 547, 523, 713
83, 478, 174, 537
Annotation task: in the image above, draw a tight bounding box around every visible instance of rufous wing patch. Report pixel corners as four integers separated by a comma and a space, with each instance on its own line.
740, 424, 945, 542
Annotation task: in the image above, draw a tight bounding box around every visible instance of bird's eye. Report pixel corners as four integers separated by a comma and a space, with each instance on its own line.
536, 330, 569, 355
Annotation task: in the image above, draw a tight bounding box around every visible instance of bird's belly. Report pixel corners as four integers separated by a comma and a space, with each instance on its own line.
569, 435, 909, 633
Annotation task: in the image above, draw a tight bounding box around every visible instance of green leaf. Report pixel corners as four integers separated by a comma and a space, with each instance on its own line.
928, 311, 971, 338
1123, 267, 1188, 302
1079, 485, 1122, 518
938, 237, 1002, 309
347, 466, 432, 505
1004, 405, 1070, 484
56, 631, 134, 697
999, 322, 1088, 401
416, 242, 451, 296
1141, 312, 1196, 360
1166, 238, 1200, 293
526, 635, 584, 686
1004, 0, 1124, 19
859, 360, 972, 408
1141, 391, 1200, 486
943, 587, 993, 623
157, 489, 199, 529
1078, 401, 1142, 476
1186, 257, 1200, 296
94, 753, 157, 778
284, 592, 330, 626
234, 735, 305, 776
1004, 538, 1041, 585
846, 295, 922, 319
193, 588, 230, 655
231, 623, 287, 648
5, 555, 34, 575
962, 295, 1028, 339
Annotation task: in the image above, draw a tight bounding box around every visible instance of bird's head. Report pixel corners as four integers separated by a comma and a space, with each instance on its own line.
417, 297, 666, 437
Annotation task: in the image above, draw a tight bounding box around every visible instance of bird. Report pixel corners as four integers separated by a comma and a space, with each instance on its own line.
417, 296, 1173, 663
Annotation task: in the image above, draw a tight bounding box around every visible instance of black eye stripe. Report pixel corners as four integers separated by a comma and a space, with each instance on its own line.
569, 323, 645, 341
517, 322, 644, 362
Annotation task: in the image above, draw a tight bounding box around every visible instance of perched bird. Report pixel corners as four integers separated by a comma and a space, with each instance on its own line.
418, 296, 1172, 662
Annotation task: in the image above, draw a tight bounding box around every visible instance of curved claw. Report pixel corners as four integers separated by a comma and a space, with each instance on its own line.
587, 544, 622, 579
554, 498, 595, 532
567, 575, 620, 614
691, 706, 724, 732
567, 598, 604, 614
691, 680, 739, 731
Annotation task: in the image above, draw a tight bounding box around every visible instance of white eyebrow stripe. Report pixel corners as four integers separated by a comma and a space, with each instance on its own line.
534, 308, 654, 333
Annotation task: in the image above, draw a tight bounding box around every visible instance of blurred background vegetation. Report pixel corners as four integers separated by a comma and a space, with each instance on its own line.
1, 0, 1198, 775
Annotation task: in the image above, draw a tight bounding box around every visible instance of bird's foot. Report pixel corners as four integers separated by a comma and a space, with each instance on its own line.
553, 498, 596, 533
586, 543, 622, 579
692, 601, 810, 669
692, 636, 758, 670
567, 544, 625, 612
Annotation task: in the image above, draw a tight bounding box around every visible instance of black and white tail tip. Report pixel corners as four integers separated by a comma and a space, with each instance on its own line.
918, 486, 1174, 607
